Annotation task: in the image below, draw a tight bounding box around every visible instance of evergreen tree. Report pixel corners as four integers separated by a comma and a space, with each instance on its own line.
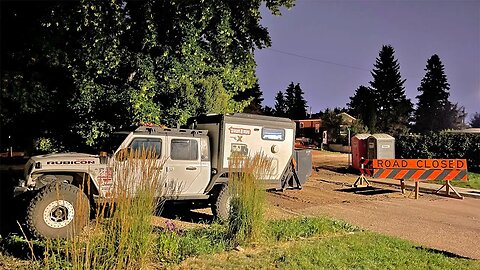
414, 54, 460, 132
284, 82, 296, 114
370, 45, 412, 135
263, 106, 275, 116
283, 82, 307, 119
446, 103, 467, 130
273, 91, 287, 117
234, 82, 264, 114
470, 112, 480, 128
347, 85, 377, 132
292, 83, 308, 119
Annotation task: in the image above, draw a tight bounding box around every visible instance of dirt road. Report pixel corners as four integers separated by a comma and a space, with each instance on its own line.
3, 151, 478, 260
266, 151, 480, 260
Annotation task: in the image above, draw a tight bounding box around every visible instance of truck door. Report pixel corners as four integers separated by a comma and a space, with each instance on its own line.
113, 136, 165, 197
165, 137, 210, 195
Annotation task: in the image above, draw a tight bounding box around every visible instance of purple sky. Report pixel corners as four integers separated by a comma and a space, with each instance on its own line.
255, 0, 480, 120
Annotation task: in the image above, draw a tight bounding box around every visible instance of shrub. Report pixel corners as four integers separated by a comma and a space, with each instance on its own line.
42, 148, 166, 269
227, 153, 273, 245
396, 132, 480, 172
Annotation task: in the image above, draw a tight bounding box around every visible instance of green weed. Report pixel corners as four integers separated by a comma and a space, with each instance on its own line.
41, 148, 166, 269
156, 222, 231, 265
177, 232, 480, 270
227, 153, 272, 245
267, 217, 360, 241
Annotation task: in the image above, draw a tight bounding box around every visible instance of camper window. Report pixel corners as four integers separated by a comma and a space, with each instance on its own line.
171, 139, 198, 160
262, 128, 285, 141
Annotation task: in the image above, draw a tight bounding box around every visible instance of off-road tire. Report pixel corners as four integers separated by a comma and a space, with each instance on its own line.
26, 183, 90, 239
211, 184, 230, 223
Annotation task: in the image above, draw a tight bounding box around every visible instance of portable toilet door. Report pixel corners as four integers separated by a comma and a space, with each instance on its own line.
351, 134, 370, 169
367, 136, 376, 159
367, 134, 395, 159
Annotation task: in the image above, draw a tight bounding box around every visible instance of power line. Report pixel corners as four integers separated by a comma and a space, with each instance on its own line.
265, 48, 370, 72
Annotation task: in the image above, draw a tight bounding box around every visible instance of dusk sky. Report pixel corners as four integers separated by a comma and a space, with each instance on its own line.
255, 0, 479, 120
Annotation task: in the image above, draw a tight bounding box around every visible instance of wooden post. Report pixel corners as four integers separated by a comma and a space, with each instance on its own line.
400, 179, 405, 195
415, 181, 420, 199
445, 180, 450, 195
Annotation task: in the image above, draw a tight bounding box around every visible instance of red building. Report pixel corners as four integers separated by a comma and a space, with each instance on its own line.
294, 119, 322, 147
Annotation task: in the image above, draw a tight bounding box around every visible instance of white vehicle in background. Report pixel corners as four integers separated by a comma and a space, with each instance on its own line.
14, 113, 311, 239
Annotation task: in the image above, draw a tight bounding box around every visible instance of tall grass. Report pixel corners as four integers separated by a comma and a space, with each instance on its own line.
43, 148, 167, 269
227, 153, 273, 245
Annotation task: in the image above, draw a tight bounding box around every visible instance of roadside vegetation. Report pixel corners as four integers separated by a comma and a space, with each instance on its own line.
178, 231, 480, 270
2, 217, 479, 269
434, 172, 480, 190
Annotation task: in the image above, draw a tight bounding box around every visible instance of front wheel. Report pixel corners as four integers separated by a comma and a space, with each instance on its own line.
26, 183, 90, 239
211, 184, 231, 223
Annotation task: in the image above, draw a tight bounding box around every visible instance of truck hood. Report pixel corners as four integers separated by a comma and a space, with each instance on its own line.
29, 152, 101, 167
31, 152, 99, 162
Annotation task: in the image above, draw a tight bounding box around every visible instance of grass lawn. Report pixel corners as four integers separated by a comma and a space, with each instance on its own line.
432, 172, 480, 190
177, 232, 480, 270
2, 217, 479, 269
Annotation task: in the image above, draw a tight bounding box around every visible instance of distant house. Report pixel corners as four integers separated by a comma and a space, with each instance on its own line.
338, 112, 356, 125
294, 119, 322, 137
338, 112, 356, 136
294, 112, 357, 146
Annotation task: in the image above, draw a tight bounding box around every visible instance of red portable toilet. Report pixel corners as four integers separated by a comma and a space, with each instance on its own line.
351, 134, 370, 170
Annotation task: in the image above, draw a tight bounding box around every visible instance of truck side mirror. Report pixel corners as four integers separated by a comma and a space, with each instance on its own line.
99, 151, 108, 164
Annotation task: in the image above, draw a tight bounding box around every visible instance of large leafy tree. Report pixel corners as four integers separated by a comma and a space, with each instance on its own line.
347, 85, 376, 132
369, 45, 412, 135
321, 108, 343, 143
1, 0, 294, 151
414, 54, 464, 132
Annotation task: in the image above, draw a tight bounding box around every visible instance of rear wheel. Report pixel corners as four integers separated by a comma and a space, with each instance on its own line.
211, 184, 231, 223
26, 183, 90, 239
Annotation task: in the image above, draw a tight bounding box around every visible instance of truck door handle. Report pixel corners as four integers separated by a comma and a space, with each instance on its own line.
186, 166, 197, 171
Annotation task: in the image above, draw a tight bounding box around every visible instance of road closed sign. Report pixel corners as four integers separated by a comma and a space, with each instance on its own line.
373, 159, 467, 170
370, 159, 468, 181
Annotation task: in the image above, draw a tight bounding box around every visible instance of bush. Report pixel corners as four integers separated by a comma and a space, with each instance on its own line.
227, 153, 272, 245
41, 148, 166, 269
396, 132, 480, 172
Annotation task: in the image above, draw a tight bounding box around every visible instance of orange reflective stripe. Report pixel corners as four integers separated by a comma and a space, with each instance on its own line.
444, 170, 460, 181
373, 159, 467, 169
426, 170, 443, 180
395, 170, 409, 179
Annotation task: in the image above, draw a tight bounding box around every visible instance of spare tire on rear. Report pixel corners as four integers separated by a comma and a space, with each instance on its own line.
26, 183, 90, 239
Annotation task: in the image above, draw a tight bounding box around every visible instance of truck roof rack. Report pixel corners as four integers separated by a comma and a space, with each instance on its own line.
134, 126, 208, 136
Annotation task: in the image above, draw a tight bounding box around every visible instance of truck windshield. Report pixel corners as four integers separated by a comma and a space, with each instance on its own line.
98, 132, 128, 154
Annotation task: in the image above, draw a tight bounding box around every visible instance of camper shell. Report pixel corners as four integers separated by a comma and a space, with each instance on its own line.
191, 114, 296, 192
